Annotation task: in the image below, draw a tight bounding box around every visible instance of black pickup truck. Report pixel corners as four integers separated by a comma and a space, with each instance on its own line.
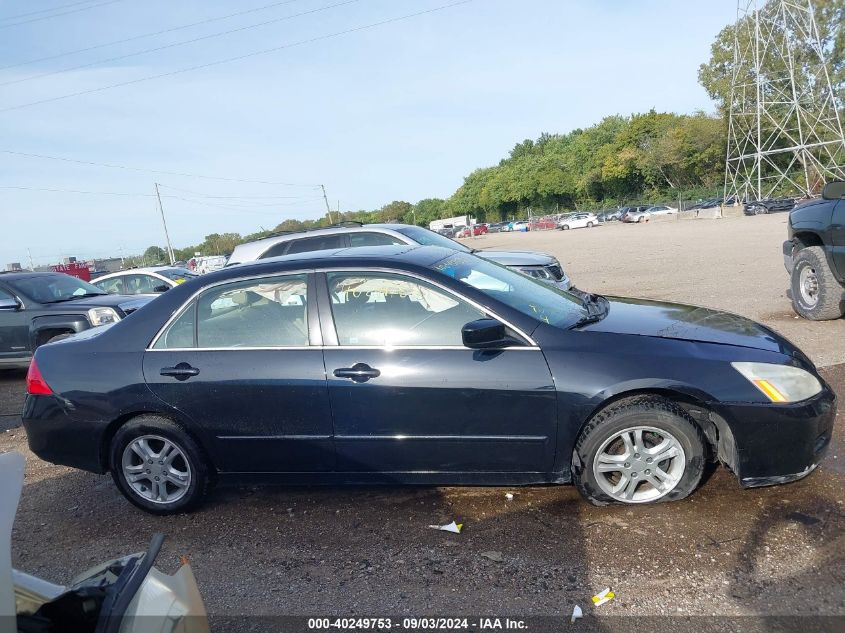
783, 180, 845, 320
0, 272, 150, 369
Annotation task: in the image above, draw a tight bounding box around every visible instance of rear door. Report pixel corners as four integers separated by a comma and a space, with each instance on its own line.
319, 270, 557, 475
143, 271, 334, 473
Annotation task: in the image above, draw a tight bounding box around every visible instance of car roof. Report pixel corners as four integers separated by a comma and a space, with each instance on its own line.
0, 271, 67, 280
230, 244, 454, 270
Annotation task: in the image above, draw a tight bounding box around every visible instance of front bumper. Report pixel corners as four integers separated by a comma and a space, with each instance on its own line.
712, 386, 836, 488
783, 239, 795, 274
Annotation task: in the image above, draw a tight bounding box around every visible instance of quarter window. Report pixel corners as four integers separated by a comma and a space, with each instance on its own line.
327, 272, 484, 346
285, 235, 345, 255
348, 232, 404, 247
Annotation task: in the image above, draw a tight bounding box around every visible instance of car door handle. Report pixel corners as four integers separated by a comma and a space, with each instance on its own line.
160, 363, 200, 381
333, 363, 380, 383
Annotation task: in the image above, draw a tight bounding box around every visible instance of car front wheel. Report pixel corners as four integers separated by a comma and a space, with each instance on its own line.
110, 415, 211, 514
561, 225, 570, 230
791, 246, 845, 320
572, 396, 707, 505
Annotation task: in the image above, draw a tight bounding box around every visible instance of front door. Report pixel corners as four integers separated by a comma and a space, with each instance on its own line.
143, 272, 334, 473
320, 271, 557, 475
0, 284, 30, 363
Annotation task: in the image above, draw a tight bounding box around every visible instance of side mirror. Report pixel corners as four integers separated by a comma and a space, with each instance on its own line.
0, 298, 20, 311
153, 285, 170, 293
462, 318, 509, 349
822, 181, 845, 200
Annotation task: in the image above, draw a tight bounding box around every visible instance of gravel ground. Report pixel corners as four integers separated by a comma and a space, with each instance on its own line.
1, 213, 844, 630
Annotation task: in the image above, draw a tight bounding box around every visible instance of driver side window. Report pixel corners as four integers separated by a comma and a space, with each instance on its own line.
327, 272, 485, 347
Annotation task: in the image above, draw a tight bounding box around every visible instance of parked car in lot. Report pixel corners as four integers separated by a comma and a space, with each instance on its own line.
23, 245, 835, 513
783, 180, 845, 320
745, 198, 796, 215
620, 205, 650, 222
598, 209, 623, 222
558, 213, 598, 230
0, 272, 150, 369
510, 220, 530, 232
91, 266, 198, 296
626, 205, 678, 223
487, 222, 509, 233
456, 224, 488, 238
227, 223, 570, 290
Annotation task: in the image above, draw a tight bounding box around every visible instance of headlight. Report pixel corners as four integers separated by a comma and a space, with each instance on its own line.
731, 362, 822, 403
518, 267, 551, 280
87, 307, 121, 326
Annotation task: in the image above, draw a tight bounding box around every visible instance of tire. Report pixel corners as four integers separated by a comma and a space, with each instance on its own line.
790, 246, 845, 320
572, 396, 707, 506
637, 217, 643, 223
110, 415, 211, 514
586, 222, 594, 228
561, 225, 570, 230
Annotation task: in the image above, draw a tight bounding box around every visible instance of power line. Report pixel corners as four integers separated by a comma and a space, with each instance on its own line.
0, 0, 474, 113
0, 0, 123, 30
0, 149, 321, 186
1, 0, 361, 88
0, 0, 304, 71
0, 184, 325, 213
155, 183, 308, 199
0, 0, 104, 22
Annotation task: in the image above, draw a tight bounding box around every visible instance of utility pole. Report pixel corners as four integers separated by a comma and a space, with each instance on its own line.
154, 183, 175, 264
320, 184, 334, 224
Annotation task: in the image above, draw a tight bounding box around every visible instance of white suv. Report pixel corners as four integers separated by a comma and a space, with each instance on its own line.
227, 223, 571, 290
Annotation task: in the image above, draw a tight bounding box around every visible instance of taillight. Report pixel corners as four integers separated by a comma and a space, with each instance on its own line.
26, 359, 53, 395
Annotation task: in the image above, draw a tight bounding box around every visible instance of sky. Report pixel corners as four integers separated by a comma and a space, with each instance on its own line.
0, 0, 737, 266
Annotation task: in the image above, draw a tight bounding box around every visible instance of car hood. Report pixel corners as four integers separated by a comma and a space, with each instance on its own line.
579, 296, 794, 354
475, 250, 555, 266
43, 294, 152, 315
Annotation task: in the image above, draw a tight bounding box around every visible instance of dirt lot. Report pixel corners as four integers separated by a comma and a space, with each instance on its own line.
2, 213, 844, 630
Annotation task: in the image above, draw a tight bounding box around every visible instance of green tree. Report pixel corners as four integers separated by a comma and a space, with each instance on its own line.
143, 246, 167, 263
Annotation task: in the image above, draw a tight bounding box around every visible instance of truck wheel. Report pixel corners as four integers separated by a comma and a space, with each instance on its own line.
791, 246, 845, 320
572, 396, 707, 506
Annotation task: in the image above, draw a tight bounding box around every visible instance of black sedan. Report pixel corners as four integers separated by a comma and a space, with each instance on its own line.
22, 246, 835, 514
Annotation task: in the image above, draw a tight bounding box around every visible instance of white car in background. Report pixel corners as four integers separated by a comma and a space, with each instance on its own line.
91, 267, 197, 296
627, 205, 679, 223
558, 212, 598, 230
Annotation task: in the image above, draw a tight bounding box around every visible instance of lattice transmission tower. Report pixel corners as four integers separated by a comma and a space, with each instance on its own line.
724, 0, 845, 203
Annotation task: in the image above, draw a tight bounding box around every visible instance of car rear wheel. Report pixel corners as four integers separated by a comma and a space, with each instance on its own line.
561, 225, 570, 230
572, 396, 707, 505
587, 222, 594, 228
791, 246, 845, 320
110, 415, 211, 514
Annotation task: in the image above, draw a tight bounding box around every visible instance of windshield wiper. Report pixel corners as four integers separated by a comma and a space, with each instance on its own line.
48, 292, 107, 303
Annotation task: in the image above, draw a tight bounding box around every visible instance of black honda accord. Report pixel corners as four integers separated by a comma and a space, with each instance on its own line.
22, 245, 835, 514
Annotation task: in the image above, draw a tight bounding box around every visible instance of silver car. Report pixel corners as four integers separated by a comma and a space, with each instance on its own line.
227, 223, 571, 289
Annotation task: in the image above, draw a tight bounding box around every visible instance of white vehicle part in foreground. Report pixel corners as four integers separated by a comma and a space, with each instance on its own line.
0, 451, 25, 633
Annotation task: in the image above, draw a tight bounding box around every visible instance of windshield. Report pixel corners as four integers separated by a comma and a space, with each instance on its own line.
7, 274, 106, 303
157, 268, 198, 283
394, 226, 472, 253
431, 252, 586, 328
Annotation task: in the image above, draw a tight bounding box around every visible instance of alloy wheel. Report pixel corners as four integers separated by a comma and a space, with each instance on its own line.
592, 426, 686, 503
121, 435, 192, 504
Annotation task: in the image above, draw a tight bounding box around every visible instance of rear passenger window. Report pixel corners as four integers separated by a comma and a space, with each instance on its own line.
285, 235, 345, 255
348, 233, 404, 247
153, 275, 309, 349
